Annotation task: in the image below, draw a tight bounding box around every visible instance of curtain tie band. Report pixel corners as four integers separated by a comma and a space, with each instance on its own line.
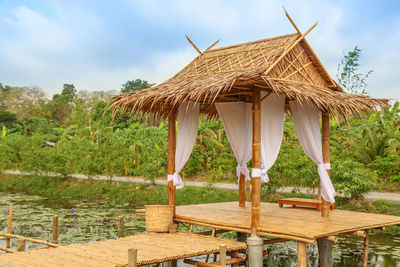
319, 163, 331, 170
236, 164, 250, 182
251, 168, 261, 178
167, 173, 184, 189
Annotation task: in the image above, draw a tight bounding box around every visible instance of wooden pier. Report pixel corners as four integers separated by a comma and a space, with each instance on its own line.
0, 232, 247, 266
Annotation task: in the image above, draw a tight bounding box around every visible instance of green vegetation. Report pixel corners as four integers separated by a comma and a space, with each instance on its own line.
0, 81, 399, 199
0, 48, 399, 200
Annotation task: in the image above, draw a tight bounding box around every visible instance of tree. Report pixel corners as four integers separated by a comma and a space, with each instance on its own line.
120, 79, 154, 93
336, 46, 373, 95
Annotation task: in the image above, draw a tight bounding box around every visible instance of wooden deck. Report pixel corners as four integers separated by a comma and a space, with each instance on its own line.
138, 201, 400, 244
0, 232, 247, 267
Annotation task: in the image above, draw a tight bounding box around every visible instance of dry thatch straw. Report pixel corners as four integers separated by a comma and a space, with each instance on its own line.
111, 32, 386, 118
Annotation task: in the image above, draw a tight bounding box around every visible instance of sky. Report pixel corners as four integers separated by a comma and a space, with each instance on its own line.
0, 0, 399, 100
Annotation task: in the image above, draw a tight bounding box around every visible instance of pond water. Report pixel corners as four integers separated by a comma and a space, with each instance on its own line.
0, 192, 400, 266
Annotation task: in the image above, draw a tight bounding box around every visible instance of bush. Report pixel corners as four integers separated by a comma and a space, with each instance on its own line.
331, 159, 377, 199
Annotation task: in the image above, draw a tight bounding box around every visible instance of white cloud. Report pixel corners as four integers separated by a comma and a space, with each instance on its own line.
0, 1, 398, 100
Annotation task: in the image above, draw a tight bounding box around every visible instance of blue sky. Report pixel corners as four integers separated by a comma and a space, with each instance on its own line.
0, 0, 399, 100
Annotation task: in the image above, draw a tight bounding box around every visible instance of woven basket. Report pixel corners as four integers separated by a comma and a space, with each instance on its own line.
145, 205, 174, 233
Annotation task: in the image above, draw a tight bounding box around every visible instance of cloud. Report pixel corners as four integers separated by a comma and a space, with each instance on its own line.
0, 1, 398, 100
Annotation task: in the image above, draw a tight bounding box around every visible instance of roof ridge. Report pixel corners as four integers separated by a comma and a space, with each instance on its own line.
204, 33, 299, 53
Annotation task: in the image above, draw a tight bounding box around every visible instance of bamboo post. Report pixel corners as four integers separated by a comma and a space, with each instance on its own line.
297, 241, 307, 267
53, 215, 58, 244
6, 203, 13, 249
321, 112, 331, 217
219, 244, 227, 266
168, 113, 176, 216
128, 248, 138, 267
363, 229, 369, 267
238, 173, 245, 207
118, 216, 125, 238
318, 112, 333, 267
251, 87, 261, 234
17, 239, 25, 252
247, 87, 264, 267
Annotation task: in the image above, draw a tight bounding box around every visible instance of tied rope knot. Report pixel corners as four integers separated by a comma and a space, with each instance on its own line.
317, 162, 336, 203
236, 164, 250, 182
251, 168, 269, 183
167, 172, 184, 189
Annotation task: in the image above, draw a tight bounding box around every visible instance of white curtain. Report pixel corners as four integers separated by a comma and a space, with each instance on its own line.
216, 102, 252, 181
258, 94, 286, 183
290, 101, 336, 203
167, 102, 199, 189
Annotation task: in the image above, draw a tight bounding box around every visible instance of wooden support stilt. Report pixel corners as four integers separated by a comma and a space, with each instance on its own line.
251, 87, 261, 235
219, 244, 227, 265
118, 216, 125, 238
53, 215, 58, 244
17, 239, 25, 252
238, 173, 245, 207
7, 203, 13, 249
168, 113, 177, 216
297, 241, 307, 267
128, 248, 138, 267
363, 229, 369, 267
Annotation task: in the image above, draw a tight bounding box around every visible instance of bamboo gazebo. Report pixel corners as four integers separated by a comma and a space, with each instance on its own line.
112, 13, 396, 267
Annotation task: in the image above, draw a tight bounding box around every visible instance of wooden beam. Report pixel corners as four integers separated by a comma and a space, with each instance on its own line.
168, 113, 177, 216
264, 21, 318, 76
186, 34, 201, 54
203, 39, 220, 53
284, 8, 302, 35
251, 87, 261, 234
0, 232, 58, 247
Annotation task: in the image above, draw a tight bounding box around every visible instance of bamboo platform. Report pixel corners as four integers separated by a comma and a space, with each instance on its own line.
137, 201, 400, 244
0, 232, 247, 266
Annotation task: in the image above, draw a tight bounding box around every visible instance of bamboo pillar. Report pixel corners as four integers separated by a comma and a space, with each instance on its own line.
168, 113, 178, 267
321, 112, 331, 217
17, 239, 25, 252
168, 113, 176, 215
239, 174, 245, 207
6, 203, 13, 249
363, 229, 369, 267
251, 87, 261, 234
219, 244, 227, 265
318, 112, 333, 267
128, 248, 138, 267
52, 215, 58, 244
118, 216, 125, 238
297, 241, 307, 267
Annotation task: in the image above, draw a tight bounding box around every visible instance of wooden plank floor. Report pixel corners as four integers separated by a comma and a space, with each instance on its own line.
0, 232, 246, 267
168, 202, 400, 243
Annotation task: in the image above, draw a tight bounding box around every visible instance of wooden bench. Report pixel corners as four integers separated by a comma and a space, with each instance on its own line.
278, 198, 334, 211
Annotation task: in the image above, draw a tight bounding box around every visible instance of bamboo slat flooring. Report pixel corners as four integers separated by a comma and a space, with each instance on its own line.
0, 232, 246, 267
138, 202, 400, 243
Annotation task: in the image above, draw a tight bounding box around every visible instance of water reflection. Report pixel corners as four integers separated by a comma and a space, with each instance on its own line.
1, 192, 399, 266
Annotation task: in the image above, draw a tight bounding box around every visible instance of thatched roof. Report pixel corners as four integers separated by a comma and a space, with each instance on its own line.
112, 31, 386, 118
